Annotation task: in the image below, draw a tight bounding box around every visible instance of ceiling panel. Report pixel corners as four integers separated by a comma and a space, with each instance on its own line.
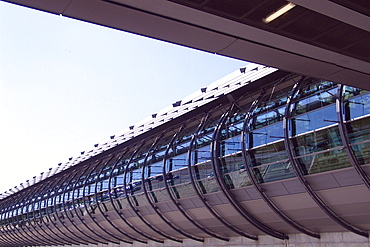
330, 0, 370, 16
169, 0, 370, 63
281, 10, 341, 40
315, 23, 369, 50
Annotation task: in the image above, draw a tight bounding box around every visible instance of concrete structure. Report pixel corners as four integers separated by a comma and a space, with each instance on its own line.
0, 65, 369, 246
1, 0, 370, 246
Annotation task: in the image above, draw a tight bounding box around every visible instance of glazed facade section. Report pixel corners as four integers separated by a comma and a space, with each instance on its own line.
0, 74, 369, 246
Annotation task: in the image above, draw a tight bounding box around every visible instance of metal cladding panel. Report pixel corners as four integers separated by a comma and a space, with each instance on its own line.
66, 0, 236, 52
3, 0, 72, 14
281, 179, 307, 194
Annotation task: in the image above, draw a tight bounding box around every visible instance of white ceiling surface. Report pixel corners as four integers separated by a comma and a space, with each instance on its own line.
4, 0, 370, 90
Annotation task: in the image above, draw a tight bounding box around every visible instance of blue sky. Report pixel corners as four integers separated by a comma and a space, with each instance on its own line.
0, 2, 247, 195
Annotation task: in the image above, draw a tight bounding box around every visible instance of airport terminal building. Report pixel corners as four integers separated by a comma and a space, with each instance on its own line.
0, 65, 369, 246
2, 0, 370, 245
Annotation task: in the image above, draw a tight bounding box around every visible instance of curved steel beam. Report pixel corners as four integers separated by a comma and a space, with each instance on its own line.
14, 192, 41, 246
2, 197, 28, 246
124, 135, 182, 243
60, 168, 103, 244
42, 177, 83, 245
69, 161, 117, 244
0, 222, 18, 247
241, 91, 320, 238
212, 104, 288, 240
31, 181, 70, 246
163, 124, 229, 241
7, 192, 36, 246
89, 154, 133, 244
0, 203, 17, 245
49, 172, 96, 245
13, 187, 51, 246
283, 78, 369, 238
95, 150, 139, 244
35, 181, 74, 245
106, 146, 149, 244
1, 197, 25, 245
0, 210, 21, 246
79, 156, 124, 244
28, 194, 60, 246
142, 130, 202, 242
123, 141, 164, 243
337, 84, 370, 190
188, 113, 257, 240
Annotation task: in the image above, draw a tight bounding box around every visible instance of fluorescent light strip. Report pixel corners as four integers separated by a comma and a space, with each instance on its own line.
263, 2, 296, 23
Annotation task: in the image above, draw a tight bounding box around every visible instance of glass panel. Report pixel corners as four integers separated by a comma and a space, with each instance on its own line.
250, 141, 287, 165
247, 141, 293, 183
220, 135, 240, 156
294, 127, 343, 156
292, 105, 337, 136
347, 116, 370, 143
344, 93, 370, 120
294, 149, 351, 174
248, 122, 284, 148
190, 115, 219, 195
219, 154, 250, 189
293, 87, 337, 116
193, 162, 219, 194
343, 86, 367, 100
347, 117, 370, 164
292, 126, 346, 174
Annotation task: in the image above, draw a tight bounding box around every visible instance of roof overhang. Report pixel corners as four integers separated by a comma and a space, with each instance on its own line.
3, 0, 370, 89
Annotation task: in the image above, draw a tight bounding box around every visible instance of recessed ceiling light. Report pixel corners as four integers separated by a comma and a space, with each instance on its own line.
263, 2, 296, 23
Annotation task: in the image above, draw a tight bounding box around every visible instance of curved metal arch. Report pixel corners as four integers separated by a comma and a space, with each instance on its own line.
21, 189, 54, 246
68, 160, 117, 244
283, 78, 369, 238
0, 201, 18, 245
142, 131, 202, 242
41, 175, 86, 245
94, 149, 140, 244
3, 219, 25, 245
0, 223, 17, 247
241, 91, 320, 238
123, 135, 182, 243
46, 173, 94, 245
106, 146, 149, 244
7, 192, 38, 246
28, 191, 62, 246
1, 196, 27, 245
34, 180, 76, 245
51, 175, 97, 245
11, 187, 51, 246
212, 103, 288, 240
63, 167, 105, 243
188, 113, 258, 240
21, 186, 50, 245
1, 195, 29, 246
30, 181, 71, 246
88, 154, 132, 244
162, 123, 229, 241
337, 84, 370, 190
123, 141, 164, 243
14, 192, 43, 246
0, 208, 20, 247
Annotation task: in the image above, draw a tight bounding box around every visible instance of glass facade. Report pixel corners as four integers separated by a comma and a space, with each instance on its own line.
1, 73, 369, 246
